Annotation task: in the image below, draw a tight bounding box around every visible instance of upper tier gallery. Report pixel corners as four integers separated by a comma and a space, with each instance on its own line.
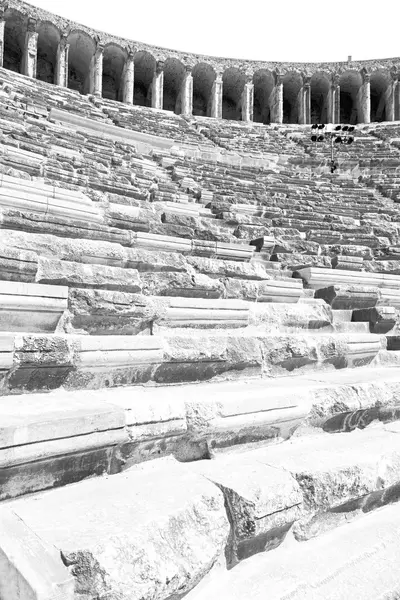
1, 0, 400, 125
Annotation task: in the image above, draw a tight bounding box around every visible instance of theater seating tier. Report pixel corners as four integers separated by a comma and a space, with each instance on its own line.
2, 68, 400, 600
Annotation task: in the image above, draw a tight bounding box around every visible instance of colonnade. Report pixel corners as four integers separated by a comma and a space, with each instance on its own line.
1, 9, 399, 125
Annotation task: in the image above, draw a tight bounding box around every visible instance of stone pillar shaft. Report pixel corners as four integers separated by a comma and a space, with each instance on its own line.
299, 84, 311, 124
181, 70, 193, 116
395, 79, 400, 121
270, 81, 283, 124
241, 82, 254, 122
55, 40, 69, 87
123, 54, 134, 104
0, 20, 5, 68
328, 84, 340, 124
22, 30, 38, 78
91, 47, 103, 97
359, 77, 370, 124
211, 75, 223, 118
385, 81, 395, 122
152, 63, 164, 109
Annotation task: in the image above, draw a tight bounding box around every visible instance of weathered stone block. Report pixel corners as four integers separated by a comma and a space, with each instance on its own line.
36, 257, 142, 293
315, 285, 380, 309
352, 306, 397, 334
5, 458, 230, 600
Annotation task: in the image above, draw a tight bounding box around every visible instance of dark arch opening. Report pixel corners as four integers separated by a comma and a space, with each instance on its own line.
102, 44, 127, 101
67, 30, 95, 94
339, 71, 362, 124
3, 10, 24, 73
370, 71, 390, 123
163, 58, 185, 113
222, 68, 246, 121
192, 62, 215, 117
134, 51, 156, 107
283, 72, 302, 123
253, 69, 274, 124
36, 22, 60, 84
310, 72, 330, 124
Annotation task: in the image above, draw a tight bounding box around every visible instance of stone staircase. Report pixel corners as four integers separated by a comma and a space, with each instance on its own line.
2, 68, 400, 600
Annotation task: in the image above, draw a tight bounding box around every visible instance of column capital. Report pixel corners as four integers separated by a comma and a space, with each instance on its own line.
95, 43, 104, 57
27, 17, 37, 33
362, 72, 371, 84
156, 60, 165, 74
274, 72, 283, 86
184, 64, 192, 74
331, 73, 340, 87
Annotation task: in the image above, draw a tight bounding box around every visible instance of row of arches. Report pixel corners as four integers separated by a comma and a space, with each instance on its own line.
1, 9, 399, 124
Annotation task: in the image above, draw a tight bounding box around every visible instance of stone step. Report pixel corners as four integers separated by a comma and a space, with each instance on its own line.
331, 309, 352, 322
0, 457, 230, 600
185, 502, 400, 600
334, 321, 370, 333
3, 366, 400, 500
189, 424, 400, 566
0, 280, 67, 333
297, 266, 400, 290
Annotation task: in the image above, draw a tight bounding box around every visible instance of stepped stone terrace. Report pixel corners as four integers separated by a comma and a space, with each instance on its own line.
1, 0, 400, 124
2, 1, 400, 600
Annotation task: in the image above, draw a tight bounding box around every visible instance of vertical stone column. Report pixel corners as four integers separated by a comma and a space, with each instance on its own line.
122, 51, 135, 104
151, 60, 164, 109
241, 76, 254, 122
359, 72, 370, 124
270, 73, 283, 124
90, 44, 103, 97
303, 80, 311, 124
22, 18, 38, 78
211, 72, 223, 118
385, 73, 396, 122
328, 75, 340, 124
0, 12, 5, 69
55, 35, 69, 87
395, 75, 400, 122
181, 65, 193, 116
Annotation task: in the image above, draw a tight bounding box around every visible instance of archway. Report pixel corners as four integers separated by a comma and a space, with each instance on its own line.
282, 72, 302, 123
102, 43, 127, 101
163, 58, 185, 113
36, 21, 60, 84
339, 70, 362, 124
370, 70, 391, 123
67, 30, 95, 94
222, 68, 246, 121
3, 9, 25, 73
253, 69, 274, 124
133, 51, 156, 107
192, 62, 215, 117
310, 71, 330, 124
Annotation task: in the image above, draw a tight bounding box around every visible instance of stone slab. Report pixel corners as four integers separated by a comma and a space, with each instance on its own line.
6, 457, 230, 600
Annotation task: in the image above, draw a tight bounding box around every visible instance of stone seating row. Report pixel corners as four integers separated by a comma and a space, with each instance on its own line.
2, 365, 400, 505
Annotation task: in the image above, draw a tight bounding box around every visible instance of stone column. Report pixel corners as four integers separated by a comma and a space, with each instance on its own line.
181, 65, 193, 116
55, 36, 69, 87
395, 76, 400, 122
0, 14, 5, 68
359, 72, 370, 124
211, 72, 223, 118
270, 74, 283, 124
151, 60, 164, 109
90, 44, 103, 97
385, 74, 396, 122
241, 77, 254, 122
328, 75, 340, 124
298, 79, 311, 124
22, 19, 38, 78
122, 52, 135, 104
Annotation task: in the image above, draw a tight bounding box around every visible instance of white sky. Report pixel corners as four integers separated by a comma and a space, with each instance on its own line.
28, 0, 399, 63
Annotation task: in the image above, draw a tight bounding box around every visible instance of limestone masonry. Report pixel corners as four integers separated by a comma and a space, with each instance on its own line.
2, 1, 400, 599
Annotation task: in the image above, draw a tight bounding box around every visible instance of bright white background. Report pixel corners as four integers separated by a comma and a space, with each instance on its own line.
28, 0, 399, 63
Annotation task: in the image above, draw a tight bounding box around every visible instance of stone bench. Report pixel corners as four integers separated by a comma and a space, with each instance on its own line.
257, 279, 304, 303
0, 393, 126, 501
0, 281, 67, 332
0, 173, 102, 224
157, 297, 250, 329
296, 267, 400, 290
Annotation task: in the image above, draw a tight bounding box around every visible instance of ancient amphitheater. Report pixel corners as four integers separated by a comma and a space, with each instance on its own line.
2, 1, 400, 599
